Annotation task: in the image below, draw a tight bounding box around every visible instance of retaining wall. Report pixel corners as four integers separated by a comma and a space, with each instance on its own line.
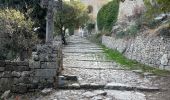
0, 41, 63, 94
102, 35, 170, 70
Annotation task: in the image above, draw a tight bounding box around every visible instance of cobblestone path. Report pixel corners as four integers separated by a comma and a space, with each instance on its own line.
10, 35, 170, 100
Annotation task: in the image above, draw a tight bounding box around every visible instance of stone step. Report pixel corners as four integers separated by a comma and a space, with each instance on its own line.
58, 83, 160, 92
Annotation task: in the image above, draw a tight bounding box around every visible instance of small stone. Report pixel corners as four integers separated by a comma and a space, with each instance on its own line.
143, 72, 154, 76
71, 83, 80, 88
1, 90, 11, 99
41, 88, 53, 95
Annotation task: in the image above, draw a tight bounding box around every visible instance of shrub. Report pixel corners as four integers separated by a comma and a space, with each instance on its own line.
97, 0, 119, 31
0, 9, 37, 60
116, 24, 139, 38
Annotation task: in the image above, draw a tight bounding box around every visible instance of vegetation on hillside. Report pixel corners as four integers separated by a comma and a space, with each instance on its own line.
144, 0, 170, 18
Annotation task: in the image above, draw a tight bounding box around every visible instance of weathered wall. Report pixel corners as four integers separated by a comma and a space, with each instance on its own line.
0, 61, 32, 93
102, 35, 170, 71
0, 41, 63, 94
117, 0, 145, 23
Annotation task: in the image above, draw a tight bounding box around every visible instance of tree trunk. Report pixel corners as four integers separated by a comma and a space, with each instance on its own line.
60, 27, 67, 45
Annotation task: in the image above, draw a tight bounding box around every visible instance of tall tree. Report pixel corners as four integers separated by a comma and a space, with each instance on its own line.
54, 1, 89, 44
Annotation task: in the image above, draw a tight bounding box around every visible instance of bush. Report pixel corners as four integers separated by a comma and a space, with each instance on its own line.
116, 24, 139, 38
0, 9, 37, 60
97, 0, 119, 31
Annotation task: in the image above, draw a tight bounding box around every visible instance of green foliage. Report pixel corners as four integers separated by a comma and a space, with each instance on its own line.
97, 0, 119, 31
54, 1, 89, 35
102, 45, 170, 76
0, 9, 37, 60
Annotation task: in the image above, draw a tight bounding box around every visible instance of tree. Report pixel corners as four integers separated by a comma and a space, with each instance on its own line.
97, 0, 119, 31
54, 1, 89, 44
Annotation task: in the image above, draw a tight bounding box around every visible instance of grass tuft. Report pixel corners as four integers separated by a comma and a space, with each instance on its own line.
101, 45, 170, 76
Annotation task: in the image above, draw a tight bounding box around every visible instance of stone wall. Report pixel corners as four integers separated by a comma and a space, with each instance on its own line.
102, 35, 170, 71
0, 41, 63, 94
0, 61, 33, 93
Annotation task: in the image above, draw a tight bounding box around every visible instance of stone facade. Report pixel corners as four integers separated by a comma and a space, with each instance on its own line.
102, 35, 170, 71
0, 41, 63, 94
117, 0, 145, 23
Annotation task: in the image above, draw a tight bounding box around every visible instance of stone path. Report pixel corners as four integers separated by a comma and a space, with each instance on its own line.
35, 36, 161, 100
8, 35, 170, 100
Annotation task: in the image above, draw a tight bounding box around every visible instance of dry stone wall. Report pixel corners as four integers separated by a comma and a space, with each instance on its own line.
0, 41, 63, 94
102, 35, 170, 71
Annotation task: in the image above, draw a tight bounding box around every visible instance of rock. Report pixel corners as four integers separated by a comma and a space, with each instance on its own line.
105, 82, 130, 89
41, 88, 53, 95
1, 90, 11, 99
143, 72, 154, 76
160, 54, 168, 66
91, 95, 103, 100
154, 14, 167, 21
11, 71, 21, 78
71, 83, 80, 88
82, 91, 96, 98
33, 55, 39, 61
0, 67, 5, 72
12, 83, 28, 93
94, 90, 107, 96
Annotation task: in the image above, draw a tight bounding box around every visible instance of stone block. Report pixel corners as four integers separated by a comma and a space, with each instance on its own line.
41, 62, 57, 69
11, 71, 21, 78
47, 62, 57, 69
34, 69, 56, 77
0, 78, 13, 92
41, 62, 47, 68
12, 83, 28, 93
0, 61, 5, 67
2, 71, 12, 78
0, 67, 5, 72
16, 62, 29, 66
48, 54, 57, 62
5, 65, 30, 71
164, 66, 170, 71
29, 61, 40, 69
